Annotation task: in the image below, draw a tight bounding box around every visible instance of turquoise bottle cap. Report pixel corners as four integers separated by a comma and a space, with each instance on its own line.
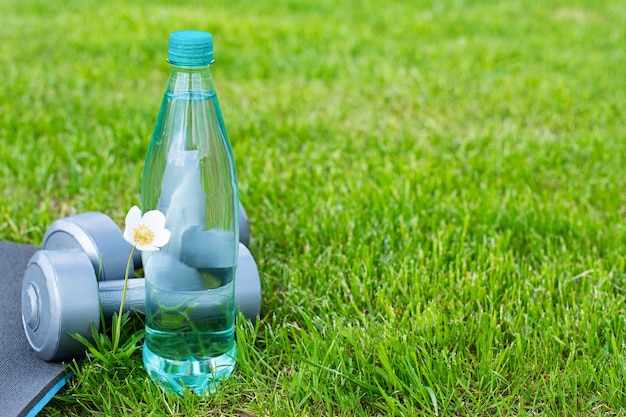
167, 30, 214, 66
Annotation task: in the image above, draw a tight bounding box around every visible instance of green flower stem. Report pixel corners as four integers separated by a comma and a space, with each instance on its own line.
112, 246, 136, 354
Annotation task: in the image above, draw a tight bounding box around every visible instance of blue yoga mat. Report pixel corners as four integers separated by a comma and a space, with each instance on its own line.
0, 242, 69, 417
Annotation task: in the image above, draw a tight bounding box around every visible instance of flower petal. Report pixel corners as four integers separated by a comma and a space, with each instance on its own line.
142, 209, 166, 231
123, 206, 142, 245
136, 243, 159, 252
125, 206, 141, 227
151, 229, 171, 248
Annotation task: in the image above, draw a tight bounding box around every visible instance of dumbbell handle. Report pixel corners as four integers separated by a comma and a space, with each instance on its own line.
99, 242, 261, 321
99, 279, 145, 317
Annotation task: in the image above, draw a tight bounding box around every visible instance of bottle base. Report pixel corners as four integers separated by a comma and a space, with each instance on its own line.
142, 342, 236, 395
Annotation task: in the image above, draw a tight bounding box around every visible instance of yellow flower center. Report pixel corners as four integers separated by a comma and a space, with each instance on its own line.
133, 224, 154, 246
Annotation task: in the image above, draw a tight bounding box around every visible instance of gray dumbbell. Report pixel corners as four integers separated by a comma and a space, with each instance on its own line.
22, 243, 261, 361
41, 202, 251, 279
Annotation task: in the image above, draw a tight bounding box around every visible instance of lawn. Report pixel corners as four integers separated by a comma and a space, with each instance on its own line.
1, 0, 626, 415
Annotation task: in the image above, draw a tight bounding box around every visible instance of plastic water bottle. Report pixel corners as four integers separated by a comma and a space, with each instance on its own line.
140, 30, 239, 395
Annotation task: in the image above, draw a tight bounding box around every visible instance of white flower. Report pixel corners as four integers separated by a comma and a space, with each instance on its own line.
123, 206, 171, 251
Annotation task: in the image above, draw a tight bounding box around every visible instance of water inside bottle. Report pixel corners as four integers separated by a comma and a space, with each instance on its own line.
143, 267, 236, 395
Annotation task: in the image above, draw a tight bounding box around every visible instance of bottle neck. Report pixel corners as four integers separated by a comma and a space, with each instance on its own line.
167, 64, 216, 93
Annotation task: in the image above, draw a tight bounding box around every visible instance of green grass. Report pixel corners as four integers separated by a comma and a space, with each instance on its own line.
2, 0, 626, 415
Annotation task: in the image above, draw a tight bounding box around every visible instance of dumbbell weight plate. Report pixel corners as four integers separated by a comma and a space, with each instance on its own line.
22, 250, 100, 361
42, 212, 135, 281
234, 243, 261, 321
238, 202, 250, 248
